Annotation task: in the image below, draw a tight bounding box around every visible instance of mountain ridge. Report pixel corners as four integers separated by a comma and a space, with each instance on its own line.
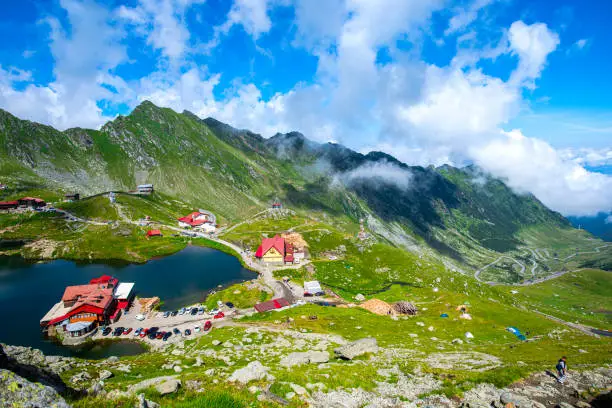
0, 100, 607, 280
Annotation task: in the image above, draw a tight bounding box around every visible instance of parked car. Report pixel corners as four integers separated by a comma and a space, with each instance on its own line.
198, 307, 205, 315
113, 327, 123, 336
208, 308, 219, 316
148, 332, 157, 340
203, 320, 212, 331
190, 308, 198, 316
214, 311, 225, 319
102, 327, 112, 336
225, 302, 235, 309
194, 326, 201, 333
134, 328, 143, 336
173, 328, 181, 335
163, 311, 170, 318
155, 331, 164, 339
149, 327, 159, 333
178, 308, 186, 315
135, 314, 145, 321
140, 329, 149, 338
184, 329, 191, 336
123, 327, 132, 335
171, 310, 178, 317
163, 332, 172, 341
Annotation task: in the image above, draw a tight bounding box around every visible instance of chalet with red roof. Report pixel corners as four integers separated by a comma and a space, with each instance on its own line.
178, 211, 216, 233
40, 275, 134, 338
18, 197, 46, 208
146, 229, 162, 237
255, 235, 295, 264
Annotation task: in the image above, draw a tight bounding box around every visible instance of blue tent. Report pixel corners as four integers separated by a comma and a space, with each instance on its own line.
506, 326, 526, 341
440, 313, 449, 318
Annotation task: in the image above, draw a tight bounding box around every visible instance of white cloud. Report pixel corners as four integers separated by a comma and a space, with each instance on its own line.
117, 0, 205, 61
0, 0, 127, 129
470, 130, 612, 216
559, 147, 612, 168
445, 0, 495, 35
574, 38, 588, 49
508, 21, 560, 88
333, 161, 413, 190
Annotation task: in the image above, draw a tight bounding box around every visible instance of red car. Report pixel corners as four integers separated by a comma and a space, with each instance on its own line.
203, 320, 212, 331
213, 311, 225, 319
123, 328, 132, 335
155, 331, 164, 339
139, 328, 149, 338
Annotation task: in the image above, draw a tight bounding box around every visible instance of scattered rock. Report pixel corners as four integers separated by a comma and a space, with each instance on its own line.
193, 356, 203, 367
452, 338, 464, 345
334, 338, 378, 360
354, 294, 365, 302
465, 332, 474, 339
107, 356, 119, 363
137, 393, 160, 408
115, 364, 131, 373
98, 370, 113, 380
173, 365, 182, 373
88, 381, 104, 396
280, 351, 330, 367
71, 371, 91, 383
155, 379, 181, 395
286, 391, 296, 399
211, 340, 221, 346
290, 383, 308, 395
575, 402, 591, 408
228, 361, 274, 384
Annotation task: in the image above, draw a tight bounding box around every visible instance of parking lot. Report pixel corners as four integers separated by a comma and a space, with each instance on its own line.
92, 305, 235, 347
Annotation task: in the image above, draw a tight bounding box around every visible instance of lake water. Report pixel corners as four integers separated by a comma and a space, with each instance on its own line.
0, 245, 256, 358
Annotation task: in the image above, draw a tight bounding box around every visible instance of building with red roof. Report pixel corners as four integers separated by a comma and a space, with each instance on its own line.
254, 297, 290, 313
18, 197, 46, 208
255, 235, 296, 264
0, 201, 19, 210
146, 229, 162, 237
178, 211, 216, 233
40, 275, 121, 333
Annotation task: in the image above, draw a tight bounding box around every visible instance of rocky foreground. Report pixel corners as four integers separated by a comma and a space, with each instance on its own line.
2, 334, 611, 408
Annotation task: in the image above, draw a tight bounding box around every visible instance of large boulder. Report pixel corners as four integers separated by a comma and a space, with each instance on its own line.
0, 368, 70, 408
98, 370, 113, 380
228, 361, 274, 384
334, 338, 378, 360
280, 351, 330, 367
155, 379, 181, 395
137, 393, 160, 408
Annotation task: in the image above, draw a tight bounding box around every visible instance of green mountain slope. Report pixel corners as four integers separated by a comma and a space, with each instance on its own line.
0, 101, 609, 282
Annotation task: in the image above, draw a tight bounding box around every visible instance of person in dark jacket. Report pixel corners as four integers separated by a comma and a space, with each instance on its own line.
556, 356, 568, 383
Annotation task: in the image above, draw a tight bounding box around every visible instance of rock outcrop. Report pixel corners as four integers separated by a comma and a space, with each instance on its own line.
0, 368, 70, 408
228, 361, 274, 384
334, 338, 378, 360
280, 351, 330, 367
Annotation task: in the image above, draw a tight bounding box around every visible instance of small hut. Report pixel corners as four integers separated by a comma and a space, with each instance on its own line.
393, 301, 418, 315
359, 299, 395, 316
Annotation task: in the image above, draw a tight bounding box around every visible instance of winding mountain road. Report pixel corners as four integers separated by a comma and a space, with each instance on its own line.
475, 256, 525, 283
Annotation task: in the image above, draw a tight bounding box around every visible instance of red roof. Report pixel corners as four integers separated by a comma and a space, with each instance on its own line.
178, 212, 210, 226
89, 275, 115, 285
146, 229, 162, 237
255, 235, 285, 258
0, 201, 18, 205
20, 197, 45, 203
254, 298, 290, 313
49, 285, 115, 325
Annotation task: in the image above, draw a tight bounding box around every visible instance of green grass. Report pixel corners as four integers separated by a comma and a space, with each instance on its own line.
204, 282, 271, 309
514, 269, 612, 328
60, 196, 120, 221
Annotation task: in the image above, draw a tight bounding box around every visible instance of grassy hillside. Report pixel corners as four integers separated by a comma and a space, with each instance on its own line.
0, 102, 610, 284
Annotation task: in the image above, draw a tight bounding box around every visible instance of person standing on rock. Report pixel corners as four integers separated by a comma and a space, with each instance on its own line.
556, 356, 568, 383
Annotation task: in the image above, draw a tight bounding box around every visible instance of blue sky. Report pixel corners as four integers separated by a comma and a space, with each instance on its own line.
0, 0, 611, 215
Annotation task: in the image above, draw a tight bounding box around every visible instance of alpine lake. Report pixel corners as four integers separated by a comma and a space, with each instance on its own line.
0, 245, 256, 358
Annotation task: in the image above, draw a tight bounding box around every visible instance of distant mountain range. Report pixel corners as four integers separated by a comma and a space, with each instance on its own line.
0, 101, 605, 273
568, 213, 612, 242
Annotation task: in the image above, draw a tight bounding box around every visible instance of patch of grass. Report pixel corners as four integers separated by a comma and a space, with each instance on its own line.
204, 282, 271, 309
